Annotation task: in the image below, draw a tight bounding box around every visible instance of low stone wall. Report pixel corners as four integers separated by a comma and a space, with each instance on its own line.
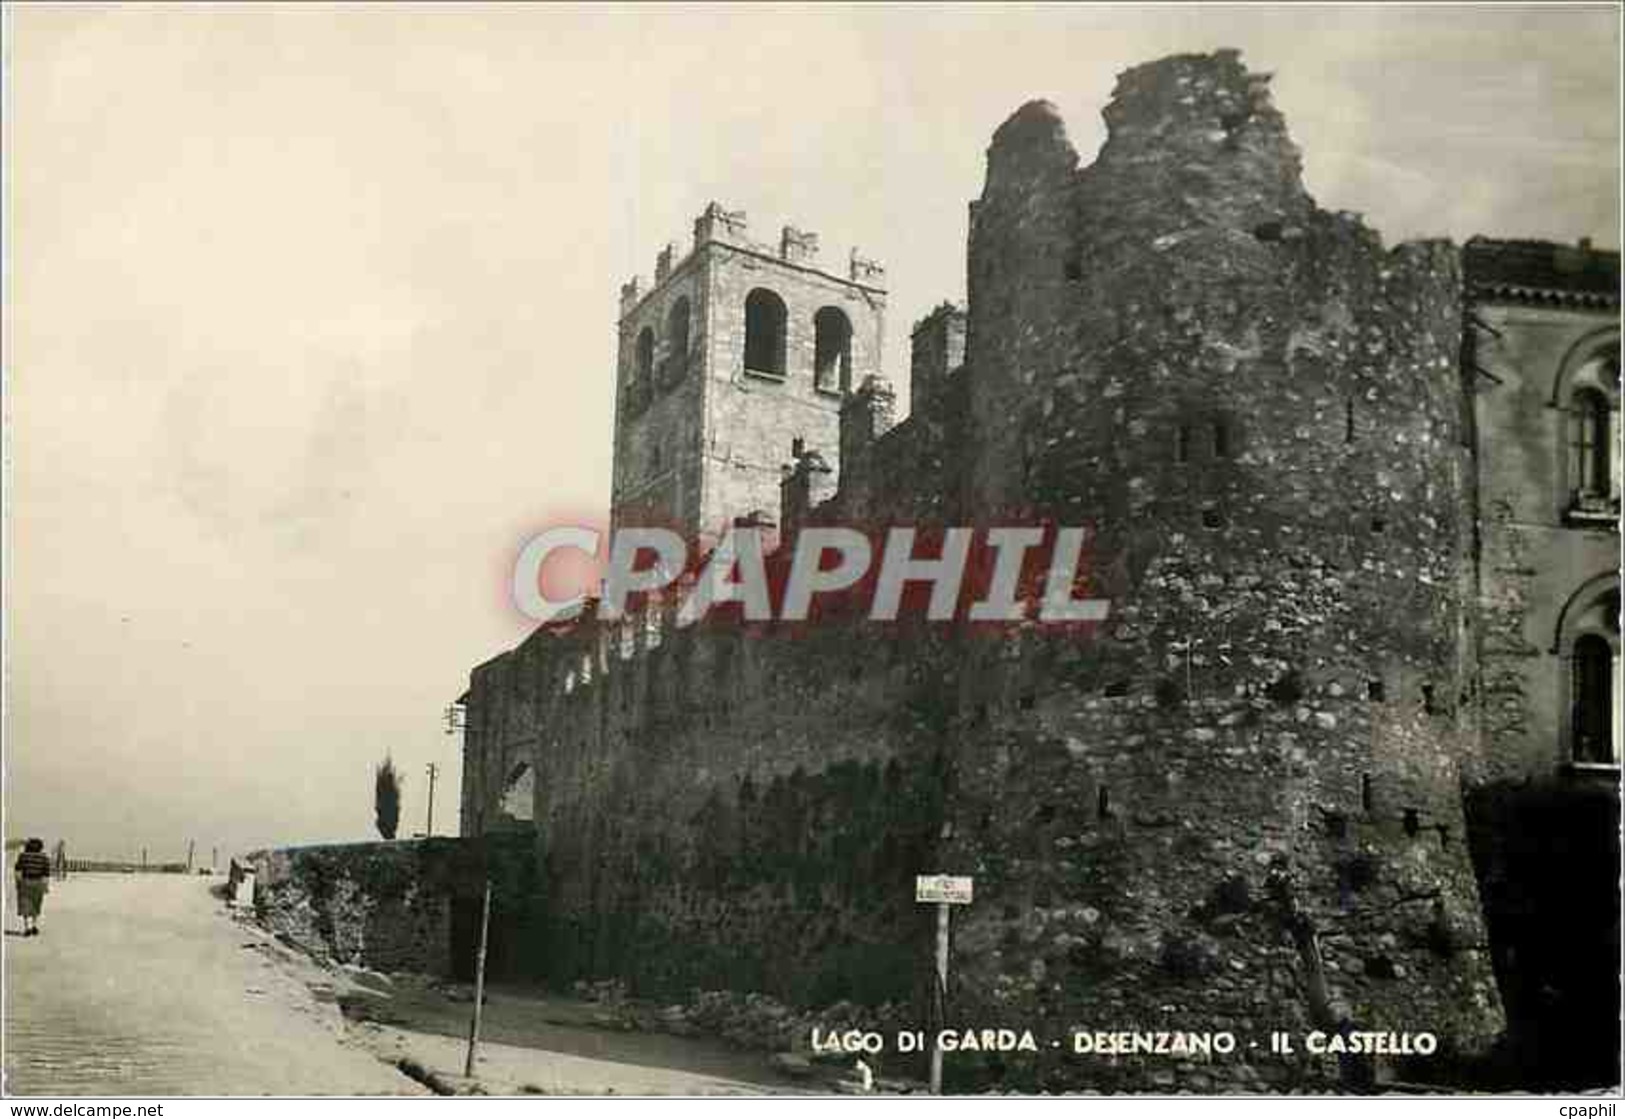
247, 835, 542, 979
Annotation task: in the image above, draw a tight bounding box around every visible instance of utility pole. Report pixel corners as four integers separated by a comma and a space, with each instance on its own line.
186, 839, 195, 873
425, 762, 439, 837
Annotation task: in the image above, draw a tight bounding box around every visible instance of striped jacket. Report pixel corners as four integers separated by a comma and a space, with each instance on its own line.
14, 851, 52, 880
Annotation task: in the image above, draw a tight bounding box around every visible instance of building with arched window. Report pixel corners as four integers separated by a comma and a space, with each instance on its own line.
610, 204, 886, 544
463, 62, 1620, 1092
1465, 237, 1620, 780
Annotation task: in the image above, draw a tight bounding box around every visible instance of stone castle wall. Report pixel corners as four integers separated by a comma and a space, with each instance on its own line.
943, 52, 1501, 1078
248, 836, 544, 981
453, 50, 1566, 1091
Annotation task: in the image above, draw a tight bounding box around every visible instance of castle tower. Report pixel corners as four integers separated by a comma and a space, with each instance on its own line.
610, 205, 887, 545
946, 51, 1505, 1081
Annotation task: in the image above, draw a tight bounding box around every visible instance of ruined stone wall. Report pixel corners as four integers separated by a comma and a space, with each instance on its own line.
943, 50, 1503, 1085
468, 606, 955, 1009
456, 50, 1526, 1090
820, 363, 971, 527
248, 837, 543, 980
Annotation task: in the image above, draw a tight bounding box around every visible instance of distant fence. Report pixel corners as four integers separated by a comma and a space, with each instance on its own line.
62, 860, 195, 875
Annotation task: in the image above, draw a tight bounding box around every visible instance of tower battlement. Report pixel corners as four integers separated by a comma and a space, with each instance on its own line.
610, 202, 887, 545
462, 50, 1620, 1092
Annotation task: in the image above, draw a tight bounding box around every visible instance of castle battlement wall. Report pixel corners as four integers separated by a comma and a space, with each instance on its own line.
447, 49, 1625, 1090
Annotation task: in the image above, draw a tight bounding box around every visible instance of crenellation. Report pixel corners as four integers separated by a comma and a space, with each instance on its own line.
848, 248, 886, 287
618, 276, 641, 316
834, 375, 898, 516
693, 200, 749, 247
779, 225, 819, 265
655, 241, 678, 284
909, 302, 967, 416
462, 49, 1620, 1093
779, 440, 834, 537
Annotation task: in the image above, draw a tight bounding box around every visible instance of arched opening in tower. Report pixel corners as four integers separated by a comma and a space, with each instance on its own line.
814, 305, 852, 393
744, 288, 788, 377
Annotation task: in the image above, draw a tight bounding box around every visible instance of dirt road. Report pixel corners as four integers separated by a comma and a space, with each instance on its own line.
2, 872, 422, 1096
3, 871, 814, 1097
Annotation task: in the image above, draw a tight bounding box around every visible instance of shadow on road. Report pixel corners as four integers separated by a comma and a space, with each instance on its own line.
338, 980, 800, 1089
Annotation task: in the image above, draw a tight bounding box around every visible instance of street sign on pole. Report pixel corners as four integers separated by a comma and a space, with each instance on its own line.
915, 874, 974, 905
916, 874, 973, 1094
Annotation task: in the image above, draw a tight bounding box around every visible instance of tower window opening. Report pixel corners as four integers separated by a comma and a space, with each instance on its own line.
1345, 399, 1356, 443
633, 327, 655, 402
813, 306, 853, 393
1175, 424, 1191, 464
1571, 633, 1615, 764
665, 297, 691, 385
1212, 421, 1231, 459
744, 288, 788, 377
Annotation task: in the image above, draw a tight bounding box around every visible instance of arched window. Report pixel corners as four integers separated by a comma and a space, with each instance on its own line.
744, 288, 787, 377
665, 297, 691, 386
813, 306, 852, 393
1556, 578, 1621, 767
634, 327, 655, 402
1569, 388, 1610, 499
1555, 341, 1619, 519
1571, 634, 1615, 764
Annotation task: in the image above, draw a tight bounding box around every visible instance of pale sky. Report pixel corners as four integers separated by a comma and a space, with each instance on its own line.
3, 4, 1619, 861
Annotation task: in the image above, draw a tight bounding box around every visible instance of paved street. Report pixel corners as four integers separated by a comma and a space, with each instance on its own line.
3, 873, 421, 1096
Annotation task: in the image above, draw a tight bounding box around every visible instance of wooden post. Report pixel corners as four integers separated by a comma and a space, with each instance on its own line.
186, 839, 195, 873
930, 900, 950, 1095
463, 879, 492, 1078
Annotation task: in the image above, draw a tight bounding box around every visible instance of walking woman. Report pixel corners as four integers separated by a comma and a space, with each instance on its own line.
14, 838, 52, 936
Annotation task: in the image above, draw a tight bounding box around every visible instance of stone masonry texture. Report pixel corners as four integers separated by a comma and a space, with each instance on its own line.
459, 50, 1620, 1092
249, 836, 544, 982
